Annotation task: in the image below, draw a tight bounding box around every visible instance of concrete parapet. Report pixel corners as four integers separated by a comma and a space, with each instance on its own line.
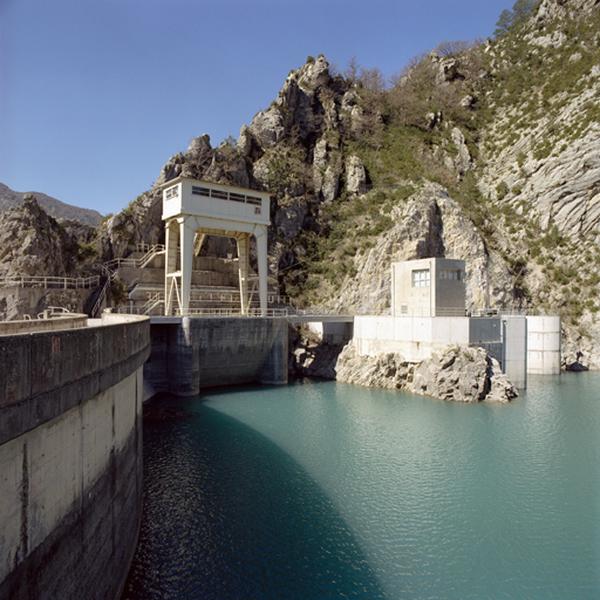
0, 314, 150, 600
0, 313, 88, 335
145, 316, 288, 395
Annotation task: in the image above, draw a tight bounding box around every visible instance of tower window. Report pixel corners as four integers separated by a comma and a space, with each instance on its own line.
412, 269, 430, 288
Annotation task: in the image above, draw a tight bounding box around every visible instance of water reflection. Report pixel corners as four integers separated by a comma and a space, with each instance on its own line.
123, 395, 387, 600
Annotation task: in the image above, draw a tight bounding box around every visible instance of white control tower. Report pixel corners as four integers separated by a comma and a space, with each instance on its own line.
160, 177, 271, 317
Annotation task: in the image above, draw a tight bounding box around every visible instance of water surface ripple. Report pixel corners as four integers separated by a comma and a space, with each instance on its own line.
124, 373, 600, 599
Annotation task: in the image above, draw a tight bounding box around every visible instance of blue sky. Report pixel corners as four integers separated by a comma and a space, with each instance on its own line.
0, 0, 511, 215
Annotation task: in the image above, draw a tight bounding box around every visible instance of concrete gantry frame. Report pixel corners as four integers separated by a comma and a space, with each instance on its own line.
160, 177, 271, 316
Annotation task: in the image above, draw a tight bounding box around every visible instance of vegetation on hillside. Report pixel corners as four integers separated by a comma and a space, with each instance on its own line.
286, 0, 600, 326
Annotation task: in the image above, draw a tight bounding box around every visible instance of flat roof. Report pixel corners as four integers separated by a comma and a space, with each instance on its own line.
159, 176, 271, 198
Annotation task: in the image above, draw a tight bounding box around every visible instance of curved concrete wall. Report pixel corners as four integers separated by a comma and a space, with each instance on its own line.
0, 314, 150, 600
526, 316, 561, 375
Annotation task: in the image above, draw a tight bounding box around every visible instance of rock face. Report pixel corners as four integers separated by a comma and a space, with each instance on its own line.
535, 0, 600, 23
289, 327, 346, 380
0, 197, 98, 319
411, 346, 518, 403
335, 344, 518, 403
326, 183, 515, 315
0, 197, 82, 277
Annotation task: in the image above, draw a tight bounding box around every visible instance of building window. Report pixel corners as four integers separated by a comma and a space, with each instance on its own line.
440, 269, 463, 281
412, 269, 430, 288
191, 186, 211, 197
165, 186, 179, 200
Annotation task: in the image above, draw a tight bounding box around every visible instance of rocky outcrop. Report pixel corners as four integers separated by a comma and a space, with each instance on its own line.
345, 155, 368, 195
535, 0, 600, 23
480, 97, 600, 241
289, 327, 345, 379
335, 344, 518, 403
410, 346, 518, 403
0, 197, 82, 277
327, 183, 515, 315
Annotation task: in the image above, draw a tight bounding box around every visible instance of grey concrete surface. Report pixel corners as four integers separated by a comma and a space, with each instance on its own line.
0, 315, 149, 600
145, 316, 288, 395
0, 314, 88, 335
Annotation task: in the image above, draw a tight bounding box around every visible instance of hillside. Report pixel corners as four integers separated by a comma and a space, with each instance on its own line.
0, 182, 102, 226
96, 0, 600, 368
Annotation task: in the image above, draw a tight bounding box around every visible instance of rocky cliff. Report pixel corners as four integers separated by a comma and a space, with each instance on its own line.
0, 197, 99, 319
0, 197, 90, 277
40, 0, 600, 367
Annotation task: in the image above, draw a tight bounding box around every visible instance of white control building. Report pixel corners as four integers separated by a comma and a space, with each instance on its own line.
160, 177, 271, 316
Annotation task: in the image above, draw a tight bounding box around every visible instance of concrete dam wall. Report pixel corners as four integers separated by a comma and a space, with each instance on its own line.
145, 316, 288, 395
0, 314, 150, 600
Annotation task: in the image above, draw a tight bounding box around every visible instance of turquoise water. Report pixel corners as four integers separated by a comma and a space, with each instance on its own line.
124, 374, 600, 599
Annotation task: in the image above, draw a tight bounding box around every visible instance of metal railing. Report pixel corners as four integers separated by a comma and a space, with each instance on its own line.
90, 277, 110, 318
393, 306, 468, 317
174, 307, 289, 318
138, 290, 289, 305
0, 275, 100, 289
469, 307, 537, 317
103, 244, 165, 272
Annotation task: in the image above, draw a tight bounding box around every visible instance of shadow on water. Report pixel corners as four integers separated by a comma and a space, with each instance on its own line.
123, 393, 387, 600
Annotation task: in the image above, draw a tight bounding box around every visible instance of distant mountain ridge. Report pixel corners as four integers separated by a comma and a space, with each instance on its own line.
0, 182, 102, 226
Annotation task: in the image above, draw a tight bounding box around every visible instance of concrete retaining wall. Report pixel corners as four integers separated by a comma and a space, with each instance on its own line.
352, 315, 530, 389
146, 316, 288, 395
0, 314, 150, 600
353, 315, 471, 362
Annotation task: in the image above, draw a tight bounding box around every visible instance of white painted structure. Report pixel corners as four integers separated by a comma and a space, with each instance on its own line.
391, 258, 466, 317
354, 315, 471, 362
161, 177, 271, 316
349, 258, 562, 388
526, 316, 561, 374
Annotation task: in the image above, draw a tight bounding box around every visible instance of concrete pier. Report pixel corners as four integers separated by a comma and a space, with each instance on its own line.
145, 316, 289, 395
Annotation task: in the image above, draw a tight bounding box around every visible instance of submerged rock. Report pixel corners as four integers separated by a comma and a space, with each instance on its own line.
335, 344, 518, 403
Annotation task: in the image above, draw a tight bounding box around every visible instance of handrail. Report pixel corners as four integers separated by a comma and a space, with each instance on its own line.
174, 307, 289, 317
137, 290, 290, 306
103, 244, 165, 272
0, 275, 100, 289
90, 277, 110, 318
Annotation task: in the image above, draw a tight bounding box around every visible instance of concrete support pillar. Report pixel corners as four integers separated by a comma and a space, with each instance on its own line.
164, 220, 179, 316
236, 234, 249, 315
255, 228, 268, 317
179, 218, 195, 316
